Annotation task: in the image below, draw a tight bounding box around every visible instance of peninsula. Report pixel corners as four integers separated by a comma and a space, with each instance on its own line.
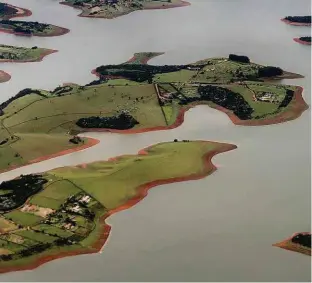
0, 20, 69, 37
0, 52, 308, 173
0, 2, 32, 20
0, 140, 236, 274
273, 232, 311, 256
294, 36, 311, 45
281, 16, 311, 26
0, 44, 57, 63
60, 0, 190, 19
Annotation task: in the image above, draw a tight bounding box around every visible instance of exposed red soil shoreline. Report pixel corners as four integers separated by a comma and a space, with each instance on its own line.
273, 232, 311, 256
0, 138, 100, 175
1, 4, 32, 20
293, 38, 311, 45
0, 49, 58, 63
0, 70, 11, 83
0, 26, 69, 37
59, 1, 190, 19
281, 18, 312, 26
0, 141, 236, 274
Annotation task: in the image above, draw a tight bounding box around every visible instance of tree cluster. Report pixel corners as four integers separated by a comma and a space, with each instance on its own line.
0, 174, 47, 212
291, 233, 311, 248
76, 112, 139, 130
228, 54, 250, 64
198, 85, 253, 120
285, 16, 311, 24
0, 3, 18, 17
299, 36, 311, 42
258, 66, 283, 77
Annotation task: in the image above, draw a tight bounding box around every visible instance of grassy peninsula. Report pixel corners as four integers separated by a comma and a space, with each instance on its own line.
0, 45, 57, 63
0, 52, 308, 173
273, 232, 311, 256
0, 2, 32, 20
60, 0, 190, 19
0, 140, 236, 273
0, 20, 69, 37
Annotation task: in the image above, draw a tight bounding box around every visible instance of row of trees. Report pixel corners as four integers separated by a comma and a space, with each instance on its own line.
76, 112, 139, 130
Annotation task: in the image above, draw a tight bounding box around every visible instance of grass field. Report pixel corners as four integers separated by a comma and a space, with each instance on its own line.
3, 211, 43, 227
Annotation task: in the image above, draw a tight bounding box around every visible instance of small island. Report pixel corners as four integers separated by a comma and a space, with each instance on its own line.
281, 16, 312, 26
0, 20, 69, 37
60, 0, 190, 19
0, 70, 10, 83
294, 36, 311, 45
0, 44, 57, 63
0, 2, 32, 20
0, 140, 236, 274
0, 52, 308, 173
273, 232, 311, 256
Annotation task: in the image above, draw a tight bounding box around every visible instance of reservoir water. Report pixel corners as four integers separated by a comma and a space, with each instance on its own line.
0, 0, 311, 281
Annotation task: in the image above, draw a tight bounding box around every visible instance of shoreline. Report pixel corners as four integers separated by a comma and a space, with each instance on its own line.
0, 26, 69, 37
0, 141, 237, 274
0, 70, 11, 83
1, 4, 32, 20
273, 232, 311, 256
293, 38, 311, 46
0, 137, 100, 175
0, 49, 58, 63
59, 0, 190, 19
281, 18, 312, 26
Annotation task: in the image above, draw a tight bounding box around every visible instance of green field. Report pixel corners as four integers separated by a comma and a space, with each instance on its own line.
3, 211, 43, 227
0, 141, 235, 267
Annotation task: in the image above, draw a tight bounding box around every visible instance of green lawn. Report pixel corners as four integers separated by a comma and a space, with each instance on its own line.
3, 211, 43, 227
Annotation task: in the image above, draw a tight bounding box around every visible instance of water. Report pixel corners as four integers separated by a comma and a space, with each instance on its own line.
0, 0, 311, 281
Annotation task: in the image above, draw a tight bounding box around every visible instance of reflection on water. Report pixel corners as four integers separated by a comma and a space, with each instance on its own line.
0, 0, 311, 281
